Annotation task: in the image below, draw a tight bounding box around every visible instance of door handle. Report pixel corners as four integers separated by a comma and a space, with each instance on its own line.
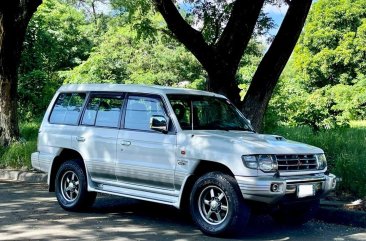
121, 140, 131, 146
76, 136, 85, 142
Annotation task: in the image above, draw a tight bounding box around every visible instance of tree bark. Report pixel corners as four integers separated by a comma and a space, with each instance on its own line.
206, 58, 241, 105
242, 0, 312, 131
0, 0, 42, 146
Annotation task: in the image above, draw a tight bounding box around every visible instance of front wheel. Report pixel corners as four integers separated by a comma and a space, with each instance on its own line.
55, 160, 96, 211
190, 172, 250, 236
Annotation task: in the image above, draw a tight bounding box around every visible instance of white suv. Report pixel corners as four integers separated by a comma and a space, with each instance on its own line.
32, 84, 336, 236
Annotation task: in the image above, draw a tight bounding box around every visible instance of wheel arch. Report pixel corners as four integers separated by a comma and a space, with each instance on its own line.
179, 160, 235, 210
49, 148, 86, 192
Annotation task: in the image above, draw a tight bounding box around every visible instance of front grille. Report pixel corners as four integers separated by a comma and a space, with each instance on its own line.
275, 154, 317, 171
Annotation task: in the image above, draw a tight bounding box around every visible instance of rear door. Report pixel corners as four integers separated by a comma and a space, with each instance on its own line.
73, 93, 124, 183
116, 94, 176, 190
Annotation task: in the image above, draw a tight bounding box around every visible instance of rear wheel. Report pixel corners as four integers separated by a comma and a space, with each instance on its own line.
190, 172, 250, 236
271, 199, 320, 225
55, 160, 96, 211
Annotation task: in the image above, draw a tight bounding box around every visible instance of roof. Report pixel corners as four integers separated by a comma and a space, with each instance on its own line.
57, 84, 226, 98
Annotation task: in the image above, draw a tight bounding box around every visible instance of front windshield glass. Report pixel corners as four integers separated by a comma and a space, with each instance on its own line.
168, 94, 254, 131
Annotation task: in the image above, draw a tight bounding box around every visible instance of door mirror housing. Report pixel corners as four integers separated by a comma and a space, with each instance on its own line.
150, 115, 168, 133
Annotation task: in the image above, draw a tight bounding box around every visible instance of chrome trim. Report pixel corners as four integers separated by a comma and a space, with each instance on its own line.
285, 177, 326, 183
91, 178, 179, 197
89, 183, 180, 208
235, 173, 336, 204
275, 154, 318, 172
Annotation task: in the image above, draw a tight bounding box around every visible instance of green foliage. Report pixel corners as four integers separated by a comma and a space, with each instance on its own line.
186, 0, 234, 44
18, 71, 53, 120
110, 0, 275, 45
0, 122, 40, 169
266, 0, 366, 130
295, 0, 366, 101
267, 81, 352, 131
111, 0, 160, 41
267, 123, 366, 198
238, 40, 265, 99
19, 0, 94, 120
63, 15, 206, 86
22, 0, 92, 73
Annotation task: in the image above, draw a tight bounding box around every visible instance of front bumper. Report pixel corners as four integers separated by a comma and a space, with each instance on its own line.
235, 173, 337, 204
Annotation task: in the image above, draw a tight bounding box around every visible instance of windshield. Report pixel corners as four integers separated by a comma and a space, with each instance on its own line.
168, 94, 254, 131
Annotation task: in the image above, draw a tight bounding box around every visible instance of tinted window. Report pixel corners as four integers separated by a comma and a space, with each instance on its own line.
49, 93, 86, 125
170, 99, 191, 130
82, 95, 124, 128
124, 96, 166, 131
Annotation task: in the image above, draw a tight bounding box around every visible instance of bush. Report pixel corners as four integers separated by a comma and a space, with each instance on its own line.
0, 122, 40, 169
0, 141, 37, 169
267, 124, 366, 198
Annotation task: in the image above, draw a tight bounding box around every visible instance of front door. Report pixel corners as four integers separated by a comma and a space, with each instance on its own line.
116, 94, 176, 190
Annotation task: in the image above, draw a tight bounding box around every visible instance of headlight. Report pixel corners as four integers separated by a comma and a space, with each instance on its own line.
258, 155, 278, 172
242, 155, 278, 172
316, 153, 327, 170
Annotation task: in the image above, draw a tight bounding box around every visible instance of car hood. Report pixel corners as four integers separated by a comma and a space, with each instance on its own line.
178, 130, 323, 155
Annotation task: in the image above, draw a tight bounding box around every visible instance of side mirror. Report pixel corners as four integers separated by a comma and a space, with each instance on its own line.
150, 115, 168, 133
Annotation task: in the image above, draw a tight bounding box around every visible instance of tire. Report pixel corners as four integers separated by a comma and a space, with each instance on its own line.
189, 172, 250, 236
55, 160, 97, 211
271, 199, 320, 225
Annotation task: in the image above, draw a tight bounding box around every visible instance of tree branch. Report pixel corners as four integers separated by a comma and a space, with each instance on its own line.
215, 0, 265, 65
152, 0, 214, 69
211, 11, 224, 45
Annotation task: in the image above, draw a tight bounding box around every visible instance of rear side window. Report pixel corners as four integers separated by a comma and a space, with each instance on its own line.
49, 93, 86, 125
81, 95, 124, 128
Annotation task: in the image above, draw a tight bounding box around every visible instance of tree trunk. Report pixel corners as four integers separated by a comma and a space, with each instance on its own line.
0, 81, 19, 146
242, 0, 312, 131
206, 60, 242, 106
0, 0, 42, 146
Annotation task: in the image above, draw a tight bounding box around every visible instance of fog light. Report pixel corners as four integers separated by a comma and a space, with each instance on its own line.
271, 183, 283, 192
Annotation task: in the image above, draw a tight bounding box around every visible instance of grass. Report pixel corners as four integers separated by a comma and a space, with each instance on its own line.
267, 121, 366, 198
0, 121, 39, 170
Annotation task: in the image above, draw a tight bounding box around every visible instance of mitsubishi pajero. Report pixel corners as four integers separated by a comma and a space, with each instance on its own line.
32, 84, 337, 236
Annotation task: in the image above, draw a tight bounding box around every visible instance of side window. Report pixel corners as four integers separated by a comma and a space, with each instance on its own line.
170, 99, 191, 130
124, 95, 166, 131
81, 95, 124, 128
49, 93, 86, 125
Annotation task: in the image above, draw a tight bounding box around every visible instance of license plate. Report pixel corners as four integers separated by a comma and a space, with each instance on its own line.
297, 184, 314, 198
